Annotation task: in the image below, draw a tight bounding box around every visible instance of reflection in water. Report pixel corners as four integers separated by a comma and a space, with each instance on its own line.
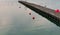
0, 1, 60, 35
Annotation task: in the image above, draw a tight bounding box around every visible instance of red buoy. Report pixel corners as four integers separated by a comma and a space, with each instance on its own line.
32, 16, 35, 20
19, 7, 21, 8
55, 9, 60, 13
29, 13, 31, 15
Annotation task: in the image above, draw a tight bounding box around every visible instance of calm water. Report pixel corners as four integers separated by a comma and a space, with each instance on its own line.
0, 0, 60, 35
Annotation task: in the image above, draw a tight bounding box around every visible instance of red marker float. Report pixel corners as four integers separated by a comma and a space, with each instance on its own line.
32, 16, 35, 20
55, 9, 60, 13
29, 13, 31, 15
19, 7, 21, 8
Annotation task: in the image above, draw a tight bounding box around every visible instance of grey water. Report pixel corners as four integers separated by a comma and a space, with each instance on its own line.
0, 0, 60, 35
